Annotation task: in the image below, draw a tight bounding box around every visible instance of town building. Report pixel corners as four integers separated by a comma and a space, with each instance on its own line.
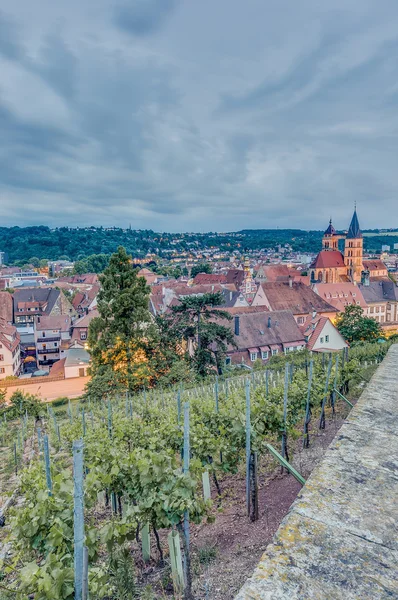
252, 281, 337, 325
69, 310, 98, 348
0, 319, 21, 379
357, 279, 398, 331
313, 283, 367, 313
34, 315, 72, 370
310, 209, 388, 284
224, 310, 306, 365
302, 315, 348, 353
13, 288, 76, 326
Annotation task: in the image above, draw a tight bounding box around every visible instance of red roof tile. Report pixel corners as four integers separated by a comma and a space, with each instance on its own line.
310, 250, 345, 269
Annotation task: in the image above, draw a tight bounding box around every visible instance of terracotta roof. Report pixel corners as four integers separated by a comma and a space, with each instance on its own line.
58, 273, 99, 285
72, 309, 99, 329
0, 292, 13, 323
225, 269, 245, 288
261, 282, 337, 315
313, 283, 367, 312
0, 319, 20, 352
50, 358, 66, 377
35, 315, 71, 332
310, 250, 345, 269
138, 269, 158, 285
363, 259, 387, 272
225, 310, 305, 352
306, 317, 329, 351
224, 306, 270, 315
193, 273, 227, 285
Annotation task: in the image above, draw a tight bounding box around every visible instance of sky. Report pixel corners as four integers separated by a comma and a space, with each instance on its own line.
1, 0, 398, 232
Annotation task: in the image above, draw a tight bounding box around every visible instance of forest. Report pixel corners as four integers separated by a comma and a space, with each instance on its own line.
0, 225, 395, 265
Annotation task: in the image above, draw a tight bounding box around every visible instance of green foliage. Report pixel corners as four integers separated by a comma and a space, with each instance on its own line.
159, 292, 235, 377
197, 544, 217, 565
87, 246, 156, 396
190, 262, 213, 279
7, 390, 44, 418
6, 342, 389, 599
335, 304, 383, 344
108, 544, 137, 600
51, 397, 69, 407
74, 253, 110, 275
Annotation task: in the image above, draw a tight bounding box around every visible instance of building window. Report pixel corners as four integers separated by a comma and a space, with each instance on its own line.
261, 351, 268, 360
80, 332, 87, 340
271, 348, 278, 356
297, 317, 305, 325
325, 335, 329, 343
0, 368, 5, 374
54, 342, 58, 347
320, 337, 324, 344
225, 356, 231, 365
250, 352, 257, 362
0, 354, 4, 361
42, 332, 46, 337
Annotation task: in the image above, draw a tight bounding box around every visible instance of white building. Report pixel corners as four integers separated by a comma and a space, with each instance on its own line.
0, 319, 21, 379
34, 315, 71, 371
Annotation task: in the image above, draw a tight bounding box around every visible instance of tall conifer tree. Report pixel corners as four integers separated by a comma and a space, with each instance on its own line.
87, 246, 155, 395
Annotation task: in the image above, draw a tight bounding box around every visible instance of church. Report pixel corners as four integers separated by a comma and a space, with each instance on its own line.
310, 209, 388, 284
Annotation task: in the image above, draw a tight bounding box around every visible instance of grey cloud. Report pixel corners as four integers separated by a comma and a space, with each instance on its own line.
114, 0, 177, 36
1, 2, 398, 231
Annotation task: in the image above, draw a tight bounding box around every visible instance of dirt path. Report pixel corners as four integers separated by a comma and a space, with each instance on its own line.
5, 376, 89, 402
189, 415, 345, 599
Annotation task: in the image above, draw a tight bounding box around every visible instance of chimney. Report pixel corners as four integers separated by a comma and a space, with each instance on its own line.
288, 275, 293, 288
268, 316, 271, 328
234, 315, 240, 336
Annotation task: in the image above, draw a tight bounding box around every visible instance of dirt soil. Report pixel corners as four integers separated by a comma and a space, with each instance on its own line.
188, 412, 346, 600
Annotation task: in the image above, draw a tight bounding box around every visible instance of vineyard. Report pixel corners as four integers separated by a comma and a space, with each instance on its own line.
0, 342, 393, 600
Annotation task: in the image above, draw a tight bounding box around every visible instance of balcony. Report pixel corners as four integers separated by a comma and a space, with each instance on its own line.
37, 348, 59, 355
37, 336, 60, 343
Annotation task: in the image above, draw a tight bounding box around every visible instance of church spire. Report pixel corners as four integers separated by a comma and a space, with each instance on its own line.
347, 208, 362, 239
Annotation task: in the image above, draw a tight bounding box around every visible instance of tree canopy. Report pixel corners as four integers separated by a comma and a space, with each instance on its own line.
335, 304, 383, 344
87, 247, 156, 396
190, 263, 213, 279
159, 292, 235, 377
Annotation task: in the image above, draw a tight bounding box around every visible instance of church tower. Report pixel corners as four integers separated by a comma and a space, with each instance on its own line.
344, 208, 363, 283
322, 219, 339, 250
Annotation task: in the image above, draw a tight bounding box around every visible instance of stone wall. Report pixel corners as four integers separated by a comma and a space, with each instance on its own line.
235, 344, 398, 600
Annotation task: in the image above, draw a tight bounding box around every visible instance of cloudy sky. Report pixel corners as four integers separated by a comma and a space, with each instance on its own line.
1, 0, 397, 232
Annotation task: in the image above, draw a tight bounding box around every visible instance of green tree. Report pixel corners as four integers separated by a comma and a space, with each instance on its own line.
28, 257, 40, 268
87, 246, 156, 396
335, 304, 383, 344
191, 262, 213, 279
159, 292, 235, 377
74, 253, 109, 274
